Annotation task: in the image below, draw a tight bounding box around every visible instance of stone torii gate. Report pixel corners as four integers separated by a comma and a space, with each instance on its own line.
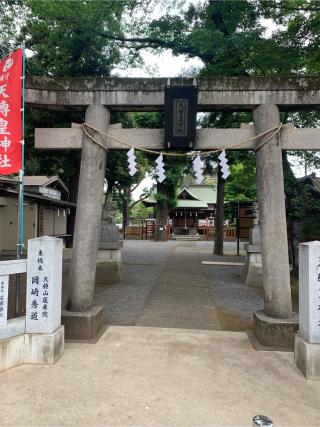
26, 76, 320, 343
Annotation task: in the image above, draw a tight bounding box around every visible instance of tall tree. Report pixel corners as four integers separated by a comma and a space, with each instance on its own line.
0, 0, 26, 58
11, 0, 148, 245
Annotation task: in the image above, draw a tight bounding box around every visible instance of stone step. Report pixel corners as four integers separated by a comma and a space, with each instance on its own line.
171, 236, 202, 241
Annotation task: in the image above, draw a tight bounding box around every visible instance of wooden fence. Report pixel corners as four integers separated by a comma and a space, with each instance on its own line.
124, 224, 237, 240
124, 221, 156, 240
203, 226, 236, 240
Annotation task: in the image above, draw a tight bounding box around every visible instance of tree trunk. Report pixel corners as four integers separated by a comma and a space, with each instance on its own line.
154, 182, 168, 242
66, 172, 79, 248
282, 151, 300, 278
213, 171, 225, 255
291, 219, 304, 279
122, 187, 130, 238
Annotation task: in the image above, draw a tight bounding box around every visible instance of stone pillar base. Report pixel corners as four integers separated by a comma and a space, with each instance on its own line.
245, 262, 263, 287
295, 333, 320, 380
24, 325, 64, 364
0, 325, 64, 372
243, 244, 263, 288
253, 310, 299, 350
96, 257, 121, 286
0, 334, 25, 372
62, 305, 103, 340
0, 317, 25, 340
97, 248, 122, 263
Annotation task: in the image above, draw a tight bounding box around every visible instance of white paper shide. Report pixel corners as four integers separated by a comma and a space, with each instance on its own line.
218, 150, 230, 180
127, 147, 137, 176
193, 154, 203, 184
155, 154, 166, 183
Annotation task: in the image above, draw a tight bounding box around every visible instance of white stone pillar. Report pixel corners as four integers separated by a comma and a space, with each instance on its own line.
0, 275, 9, 327
299, 241, 320, 343
253, 104, 292, 319
295, 241, 320, 379
68, 105, 109, 311
26, 236, 63, 333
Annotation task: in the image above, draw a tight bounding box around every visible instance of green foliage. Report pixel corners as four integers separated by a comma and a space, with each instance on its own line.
154, 156, 191, 209
1, 0, 320, 226
132, 112, 164, 128
106, 149, 149, 195
0, 0, 25, 58
225, 161, 257, 203
130, 201, 153, 222
260, 0, 320, 75
0, 1, 152, 192
20, 0, 140, 77
285, 175, 320, 240
106, 112, 151, 208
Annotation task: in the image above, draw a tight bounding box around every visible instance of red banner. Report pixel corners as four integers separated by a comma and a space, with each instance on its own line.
0, 49, 23, 175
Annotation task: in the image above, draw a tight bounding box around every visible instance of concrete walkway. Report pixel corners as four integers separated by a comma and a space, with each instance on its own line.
1, 326, 320, 427
1, 240, 317, 426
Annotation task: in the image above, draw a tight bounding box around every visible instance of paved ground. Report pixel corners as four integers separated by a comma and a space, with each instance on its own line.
2, 240, 310, 427
94, 240, 264, 331
2, 326, 320, 427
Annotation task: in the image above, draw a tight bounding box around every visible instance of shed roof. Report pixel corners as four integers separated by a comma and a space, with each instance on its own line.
0, 188, 76, 208
0, 176, 18, 185
24, 176, 68, 193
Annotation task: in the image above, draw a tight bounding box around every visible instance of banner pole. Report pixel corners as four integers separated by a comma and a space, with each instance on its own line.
21, 47, 26, 255
16, 170, 23, 259
15, 48, 26, 316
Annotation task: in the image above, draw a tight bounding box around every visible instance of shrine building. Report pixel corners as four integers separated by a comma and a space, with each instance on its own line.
145, 184, 217, 235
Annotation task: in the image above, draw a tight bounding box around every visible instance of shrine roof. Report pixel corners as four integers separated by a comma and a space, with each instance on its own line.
144, 184, 217, 209
178, 185, 217, 205
176, 200, 208, 208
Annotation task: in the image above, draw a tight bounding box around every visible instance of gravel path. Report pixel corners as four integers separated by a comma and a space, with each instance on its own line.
94, 240, 264, 331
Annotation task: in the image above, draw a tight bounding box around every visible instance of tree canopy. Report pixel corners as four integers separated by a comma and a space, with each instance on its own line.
1, 0, 320, 245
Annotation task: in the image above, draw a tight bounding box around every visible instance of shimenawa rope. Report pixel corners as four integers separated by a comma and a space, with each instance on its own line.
81, 122, 283, 156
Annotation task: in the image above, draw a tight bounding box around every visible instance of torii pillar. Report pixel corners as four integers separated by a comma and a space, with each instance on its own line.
252, 104, 298, 349
62, 104, 109, 340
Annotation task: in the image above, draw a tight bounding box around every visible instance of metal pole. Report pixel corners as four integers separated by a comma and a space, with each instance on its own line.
15, 48, 26, 317
123, 218, 126, 240
16, 169, 23, 259
236, 199, 240, 256
15, 170, 23, 316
